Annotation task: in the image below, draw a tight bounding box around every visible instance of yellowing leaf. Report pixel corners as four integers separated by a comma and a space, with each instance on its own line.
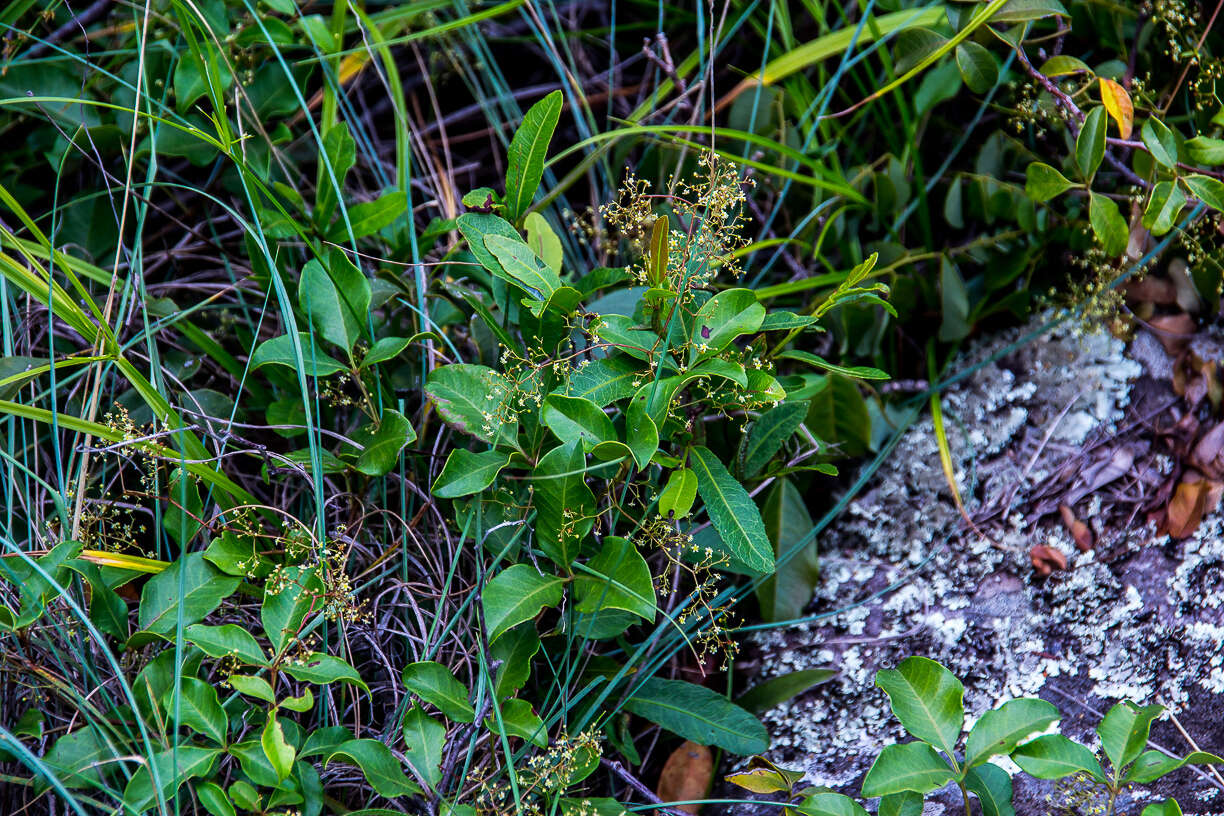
1099, 78, 1134, 139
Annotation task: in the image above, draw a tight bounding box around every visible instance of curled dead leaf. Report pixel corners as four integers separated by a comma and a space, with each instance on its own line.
657, 741, 713, 814
1192, 422, 1224, 480
1162, 476, 1211, 539
1030, 544, 1068, 577
1147, 312, 1196, 355
1059, 504, 1094, 551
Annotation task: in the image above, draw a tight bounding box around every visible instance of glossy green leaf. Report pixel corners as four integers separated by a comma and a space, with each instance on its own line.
262, 714, 295, 781
1143, 180, 1187, 236
965, 762, 1014, 816
1076, 107, 1107, 180
137, 553, 239, 637
432, 449, 512, 498
485, 233, 562, 300
504, 90, 563, 221
403, 704, 446, 788
197, 781, 237, 816
690, 288, 765, 362
327, 191, 406, 240
425, 364, 516, 446
299, 258, 359, 351
623, 676, 768, 755
658, 467, 698, 519
796, 792, 869, 816
524, 211, 563, 274
542, 394, 615, 448
250, 333, 346, 376
122, 746, 221, 812
361, 336, 411, 368
167, 677, 227, 745
624, 394, 658, 469
1183, 174, 1224, 212
1089, 193, 1129, 257
533, 442, 595, 567
1141, 118, 1178, 169
965, 698, 1060, 767
955, 42, 997, 94
647, 215, 669, 286
40, 728, 109, 789
878, 791, 924, 816
1142, 800, 1183, 816
228, 675, 276, 704
690, 445, 775, 574
262, 564, 323, 656
860, 741, 955, 797
567, 355, 642, 406
741, 401, 808, 477
483, 564, 564, 642
1125, 749, 1223, 784
326, 739, 421, 798
1025, 162, 1076, 202
489, 697, 548, 747
1012, 734, 1105, 781
1039, 55, 1091, 76
403, 662, 475, 723
756, 478, 818, 622
875, 657, 964, 756
456, 212, 523, 280
1097, 701, 1164, 775
575, 536, 655, 621
1186, 135, 1224, 165
991, 0, 1069, 22
282, 652, 369, 691
185, 623, 267, 666
355, 409, 416, 476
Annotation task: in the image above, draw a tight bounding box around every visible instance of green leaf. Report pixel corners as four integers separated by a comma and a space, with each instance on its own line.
137, 553, 239, 637
690, 445, 775, 574
561, 799, 628, 816
504, 90, 563, 222
760, 311, 819, 330
741, 401, 808, 478
894, 27, 947, 75
1142, 800, 1184, 816
567, 356, 643, 406
489, 698, 548, 747
796, 792, 869, 816
938, 257, 970, 342
624, 395, 658, 470
533, 442, 595, 567
432, 449, 512, 498
647, 215, 670, 286
594, 314, 657, 361
456, 212, 524, 280
690, 288, 765, 363
806, 375, 871, 457
402, 704, 446, 788
1089, 193, 1129, 257
483, 564, 564, 642
991, 0, 1069, 22
1076, 107, 1107, 180
542, 394, 616, 449
281, 688, 315, 712
1143, 180, 1187, 236
40, 728, 109, 789
485, 233, 563, 300
403, 662, 475, 723
228, 674, 276, 704
878, 792, 924, 816
185, 623, 267, 666
575, 536, 655, 621
163, 467, 202, 547
1097, 701, 1164, 775
1025, 162, 1077, 202
327, 191, 406, 240
1141, 118, 1179, 169
262, 714, 295, 781
325, 246, 372, 329
955, 42, 997, 94
166, 677, 227, 745
355, 409, 416, 476
316, 121, 355, 224
361, 336, 411, 368
734, 668, 836, 715
262, 564, 323, 656
250, 333, 346, 376
425, 364, 516, 446
282, 652, 369, 691
860, 742, 955, 797
658, 468, 698, 519
1125, 750, 1222, 784
197, 781, 237, 816
756, 478, 818, 622
965, 698, 1060, 768
623, 677, 768, 755
964, 763, 1014, 816
1183, 174, 1224, 212
299, 258, 359, 351
1012, 735, 1105, 781
1186, 136, 1224, 165
123, 746, 221, 812
326, 739, 421, 798
525, 211, 563, 274
777, 349, 890, 380
875, 657, 964, 756
1039, 55, 1091, 77
491, 624, 540, 699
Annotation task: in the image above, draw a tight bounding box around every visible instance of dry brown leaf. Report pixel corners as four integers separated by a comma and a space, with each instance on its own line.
1059, 505, 1095, 552
1193, 422, 1224, 479
657, 741, 713, 814
1163, 476, 1211, 539
1030, 545, 1068, 577
1147, 312, 1196, 355
1125, 276, 1178, 305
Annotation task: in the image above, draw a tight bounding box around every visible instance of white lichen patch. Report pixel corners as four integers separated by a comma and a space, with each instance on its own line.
747, 317, 1224, 810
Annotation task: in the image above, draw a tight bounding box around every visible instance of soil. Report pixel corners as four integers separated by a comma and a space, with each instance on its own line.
728, 316, 1224, 815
